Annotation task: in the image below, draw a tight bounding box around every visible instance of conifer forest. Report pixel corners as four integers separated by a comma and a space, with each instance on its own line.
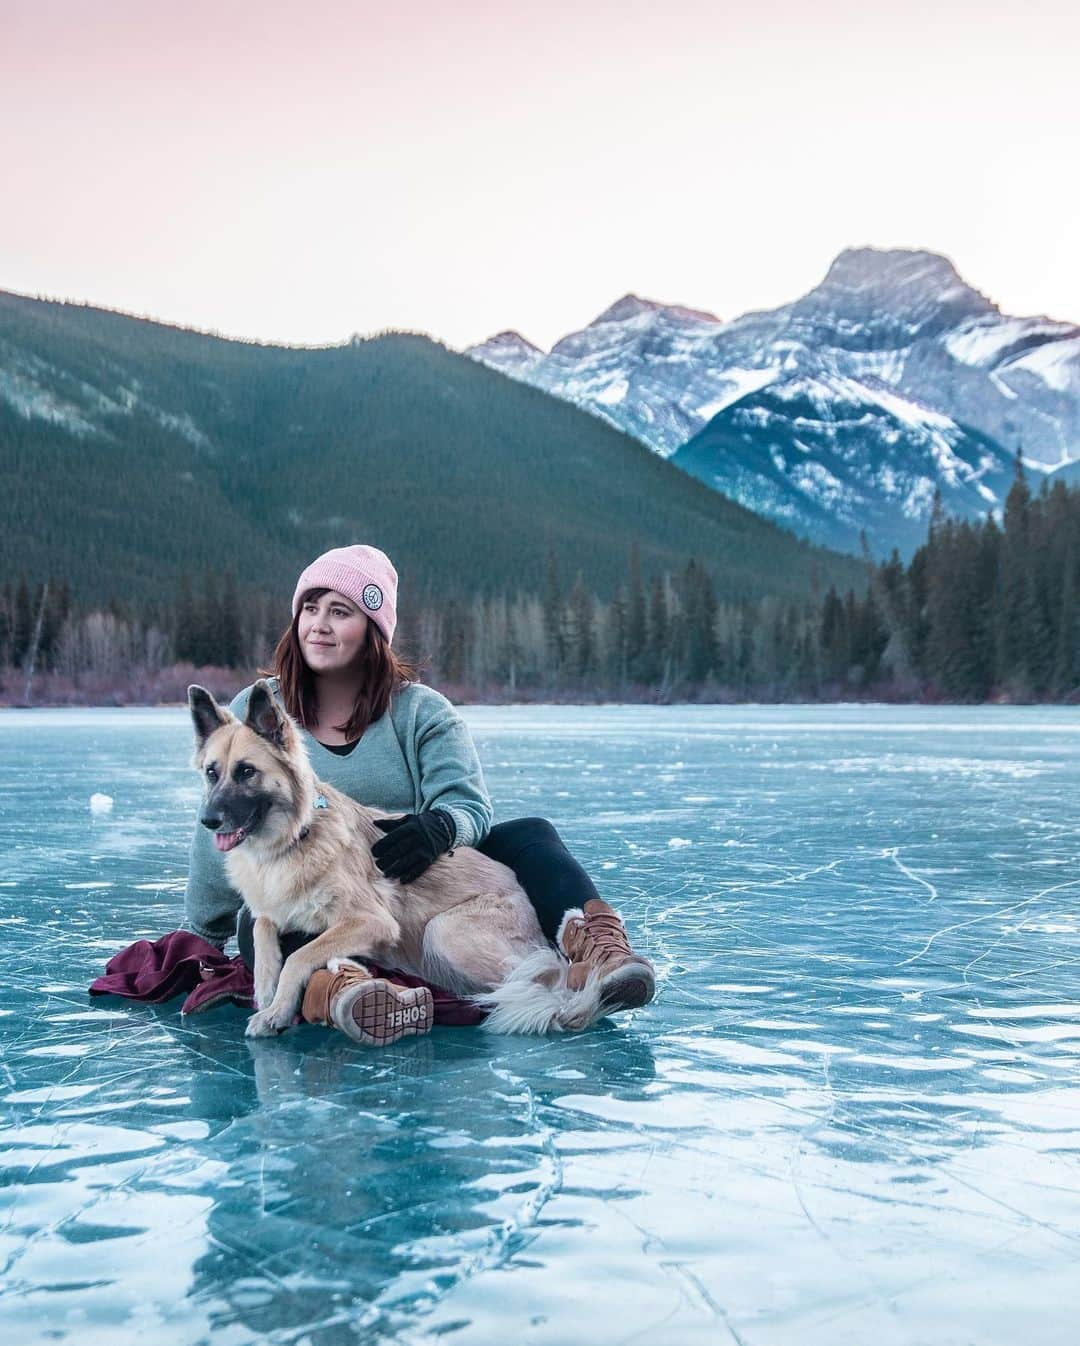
1, 460, 1077, 705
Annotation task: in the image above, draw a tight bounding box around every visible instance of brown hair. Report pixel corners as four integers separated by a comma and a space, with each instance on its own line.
262, 587, 419, 741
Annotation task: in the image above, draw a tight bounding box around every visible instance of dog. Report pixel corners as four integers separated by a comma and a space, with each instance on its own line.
187, 680, 604, 1037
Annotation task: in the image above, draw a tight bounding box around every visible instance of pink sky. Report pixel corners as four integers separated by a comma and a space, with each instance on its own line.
3, 0, 1078, 349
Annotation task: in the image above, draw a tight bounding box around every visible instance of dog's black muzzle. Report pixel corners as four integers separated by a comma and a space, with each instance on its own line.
200, 787, 271, 836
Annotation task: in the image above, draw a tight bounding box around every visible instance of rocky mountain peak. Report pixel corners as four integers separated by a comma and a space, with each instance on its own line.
589, 293, 721, 328
796, 247, 998, 331
478, 329, 542, 355
590, 294, 664, 326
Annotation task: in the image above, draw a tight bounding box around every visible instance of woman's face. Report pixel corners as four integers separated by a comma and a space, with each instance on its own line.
297, 590, 370, 675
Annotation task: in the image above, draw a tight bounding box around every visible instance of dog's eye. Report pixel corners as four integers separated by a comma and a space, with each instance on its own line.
236, 764, 256, 781
205, 765, 218, 782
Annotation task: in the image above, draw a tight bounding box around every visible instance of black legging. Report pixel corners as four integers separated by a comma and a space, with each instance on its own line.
236, 815, 600, 970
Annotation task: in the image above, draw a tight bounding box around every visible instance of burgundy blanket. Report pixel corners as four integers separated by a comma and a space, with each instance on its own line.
89, 929, 486, 1026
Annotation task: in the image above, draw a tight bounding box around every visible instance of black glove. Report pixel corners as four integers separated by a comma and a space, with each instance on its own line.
372, 809, 455, 883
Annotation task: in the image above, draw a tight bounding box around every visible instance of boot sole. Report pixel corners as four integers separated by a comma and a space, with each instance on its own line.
598, 963, 656, 1014
333, 979, 435, 1046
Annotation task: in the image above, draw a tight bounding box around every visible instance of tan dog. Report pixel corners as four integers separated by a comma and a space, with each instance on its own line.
188, 680, 604, 1036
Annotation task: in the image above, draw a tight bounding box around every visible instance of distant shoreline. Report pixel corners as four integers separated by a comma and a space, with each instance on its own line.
3, 655, 1078, 711
2, 686, 1076, 711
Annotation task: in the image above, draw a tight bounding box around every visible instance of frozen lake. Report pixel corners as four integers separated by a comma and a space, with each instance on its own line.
2, 703, 1079, 1345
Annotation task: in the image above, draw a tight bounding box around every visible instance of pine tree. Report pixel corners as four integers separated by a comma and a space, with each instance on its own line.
820, 587, 847, 684
997, 452, 1032, 690
699, 566, 718, 682
541, 549, 565, 677
1051, 538, 1080, 697
975, 517, 1002, 692
608, 582, 628, 687
440, 598, 467, 683
795, 621, 820, 696
735, 604, 754, 693
778, 603, 802, 695
198, 570, 223, 667
0, 583, 11, 667
1022, 565, 1054, 697
626, 542, 647, 683
872, 549, 917, 687
926, 520, 991, 699
644, 574, 668, 687
13, 576, 32, 667
679, 559, 717, 684
219, 570, 241, 669
174, 573, 197, 663
41, 579, 73, 672
566, 573, 596, 682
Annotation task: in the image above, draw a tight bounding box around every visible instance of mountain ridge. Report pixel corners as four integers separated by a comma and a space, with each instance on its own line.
467, 247, 1080, 555
0, 288, 867, 609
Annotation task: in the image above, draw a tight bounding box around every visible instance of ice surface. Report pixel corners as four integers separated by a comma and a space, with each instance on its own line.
2, 704, 1079, 1345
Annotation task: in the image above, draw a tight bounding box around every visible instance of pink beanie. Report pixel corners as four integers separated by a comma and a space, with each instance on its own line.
291, 545, 399, 645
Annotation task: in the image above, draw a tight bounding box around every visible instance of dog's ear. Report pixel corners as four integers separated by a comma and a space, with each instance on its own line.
188, 685, 230, 747
245, 679, 289, 748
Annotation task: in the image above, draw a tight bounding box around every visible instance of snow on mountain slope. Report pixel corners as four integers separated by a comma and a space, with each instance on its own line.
0, 337, 216, 450
466, 248, 1080, 554
673, 370, 1008, 556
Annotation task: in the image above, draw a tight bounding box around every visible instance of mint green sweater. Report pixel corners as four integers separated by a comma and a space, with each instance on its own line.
183, 678, 493, 947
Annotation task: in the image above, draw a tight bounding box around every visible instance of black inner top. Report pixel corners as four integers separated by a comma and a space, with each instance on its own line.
319, 739, 361, 757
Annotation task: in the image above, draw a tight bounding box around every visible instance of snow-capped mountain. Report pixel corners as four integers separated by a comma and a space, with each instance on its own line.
673, 371, 1007, 556
467, 249, 1080, 555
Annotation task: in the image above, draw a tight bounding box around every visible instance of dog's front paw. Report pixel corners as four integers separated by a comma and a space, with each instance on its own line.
245, 1008, 287, 1038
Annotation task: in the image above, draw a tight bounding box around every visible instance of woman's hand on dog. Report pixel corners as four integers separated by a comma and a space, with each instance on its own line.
372, 809, 455, 883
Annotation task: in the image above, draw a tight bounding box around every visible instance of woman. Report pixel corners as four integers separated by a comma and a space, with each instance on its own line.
184, 544, 655, 1045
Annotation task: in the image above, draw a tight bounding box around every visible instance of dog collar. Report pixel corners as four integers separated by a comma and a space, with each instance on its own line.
297, 794, 329, 843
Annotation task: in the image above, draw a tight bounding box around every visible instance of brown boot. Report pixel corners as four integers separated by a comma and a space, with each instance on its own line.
302, 962, 434, 1047
558, 899, 656, 1013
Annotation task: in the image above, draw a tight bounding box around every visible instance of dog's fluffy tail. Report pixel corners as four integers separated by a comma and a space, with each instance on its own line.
474, 948, 603, 1035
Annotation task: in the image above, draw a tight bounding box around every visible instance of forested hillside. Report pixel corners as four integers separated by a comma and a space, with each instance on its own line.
3, 456, 1076, 705
0, 291, 864, 617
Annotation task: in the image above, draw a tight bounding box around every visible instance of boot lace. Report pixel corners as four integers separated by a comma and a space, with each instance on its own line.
566, 911, 633, 972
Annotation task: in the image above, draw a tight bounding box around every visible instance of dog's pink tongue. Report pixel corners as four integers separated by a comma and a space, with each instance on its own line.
214, 829, 246, 852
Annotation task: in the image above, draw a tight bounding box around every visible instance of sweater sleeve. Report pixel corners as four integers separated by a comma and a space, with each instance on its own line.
182, 684, 254, 949
409, 686, 493, 849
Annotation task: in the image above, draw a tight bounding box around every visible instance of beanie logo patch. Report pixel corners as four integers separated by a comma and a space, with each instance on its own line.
362, 583, 384, 611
